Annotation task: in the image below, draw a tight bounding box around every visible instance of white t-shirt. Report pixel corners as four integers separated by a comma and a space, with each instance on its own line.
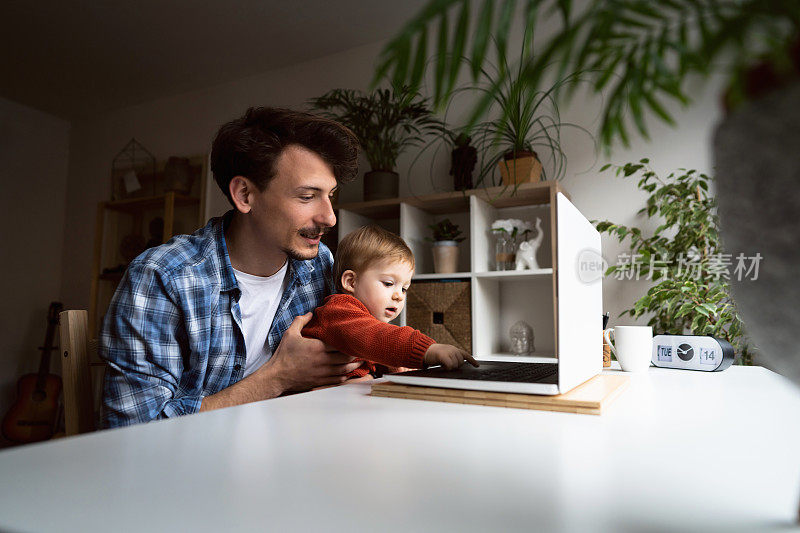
232, 261, 289, 378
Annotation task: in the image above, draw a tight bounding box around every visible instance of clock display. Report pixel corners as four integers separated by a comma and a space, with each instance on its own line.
677, 343, 694, 361
657, 345, 672, 362
651, 335, 733, 372
699, 347, 717, 366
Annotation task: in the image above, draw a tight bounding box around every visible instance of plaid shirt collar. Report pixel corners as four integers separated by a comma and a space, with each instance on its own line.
215, 210, 318, 294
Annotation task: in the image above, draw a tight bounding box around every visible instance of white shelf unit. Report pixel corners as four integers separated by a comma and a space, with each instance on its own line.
335, 182, 570, 359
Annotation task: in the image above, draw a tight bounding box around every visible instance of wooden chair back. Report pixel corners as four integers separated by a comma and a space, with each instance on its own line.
59, 310, 102, 435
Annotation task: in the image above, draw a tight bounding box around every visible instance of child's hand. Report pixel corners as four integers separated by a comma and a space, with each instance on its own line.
423, 344, 480, 370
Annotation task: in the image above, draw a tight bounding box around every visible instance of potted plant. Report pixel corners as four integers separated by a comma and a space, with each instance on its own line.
469, 40, 579, 187
426, 218, 465, 274
309, 86, 442, 201
594, 160, 753, 364
421, 38, 587, 189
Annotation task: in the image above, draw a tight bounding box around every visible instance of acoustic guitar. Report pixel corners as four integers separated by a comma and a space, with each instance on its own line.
2, 302, 63, 443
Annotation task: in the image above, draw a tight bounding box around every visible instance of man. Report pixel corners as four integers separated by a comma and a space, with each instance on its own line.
101, 107, 363, 427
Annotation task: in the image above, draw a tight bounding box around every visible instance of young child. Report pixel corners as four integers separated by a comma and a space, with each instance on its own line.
302, 224, 478, 378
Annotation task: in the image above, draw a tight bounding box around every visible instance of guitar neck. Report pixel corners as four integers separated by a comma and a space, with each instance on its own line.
35, 302, 63, 390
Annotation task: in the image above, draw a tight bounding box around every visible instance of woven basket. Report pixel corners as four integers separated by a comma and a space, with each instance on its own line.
406, 280, 472, 352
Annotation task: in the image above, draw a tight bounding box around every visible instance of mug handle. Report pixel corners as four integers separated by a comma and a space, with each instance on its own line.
603, 328, 616, 357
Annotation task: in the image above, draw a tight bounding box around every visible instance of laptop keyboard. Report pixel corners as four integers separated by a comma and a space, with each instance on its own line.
469, 362, 558, 383
396, 362, 558, 384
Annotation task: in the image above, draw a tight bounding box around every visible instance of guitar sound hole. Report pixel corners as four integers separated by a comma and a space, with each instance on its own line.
31, 391, 46, 402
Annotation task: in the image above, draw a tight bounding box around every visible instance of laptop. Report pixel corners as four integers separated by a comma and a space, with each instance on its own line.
385, 192, 603, 396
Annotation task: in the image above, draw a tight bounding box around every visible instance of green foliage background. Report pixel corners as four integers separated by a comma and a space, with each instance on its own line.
375, 0, 799, 151
595, 160, 753, 364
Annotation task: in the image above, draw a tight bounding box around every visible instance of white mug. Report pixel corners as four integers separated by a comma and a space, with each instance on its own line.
603, 326, 653, 372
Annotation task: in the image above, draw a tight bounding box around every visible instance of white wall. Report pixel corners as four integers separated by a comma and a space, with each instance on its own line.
60, 40, 386, 310
0, 97, 70, 444
61, 34, 726, 335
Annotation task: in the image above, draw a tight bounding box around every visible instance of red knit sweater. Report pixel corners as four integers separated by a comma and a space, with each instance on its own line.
302, 294, 436, 378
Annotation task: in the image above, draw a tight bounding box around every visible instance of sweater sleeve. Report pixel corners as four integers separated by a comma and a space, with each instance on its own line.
302, 295, 435, 369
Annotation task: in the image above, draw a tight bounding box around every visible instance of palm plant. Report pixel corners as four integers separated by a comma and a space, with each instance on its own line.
309, 86, 442, 173
374, 0, 800, 150
409, 34, 592, 191
467, 40, 588, 184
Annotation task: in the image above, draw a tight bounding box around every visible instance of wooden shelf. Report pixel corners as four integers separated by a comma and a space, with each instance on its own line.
335, 181, 566, 216
334, 182, 567, 358
413, 270, 552, 281
89, 156, 208, 335
412, 272, 471, 281
102, 193, 200, 214
473, 268, 553, 280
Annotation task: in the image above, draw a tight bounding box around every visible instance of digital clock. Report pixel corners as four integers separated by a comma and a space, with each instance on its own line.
650, 335, 735, 371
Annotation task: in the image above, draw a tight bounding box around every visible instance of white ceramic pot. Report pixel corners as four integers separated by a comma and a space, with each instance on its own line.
432, 241, 459, 274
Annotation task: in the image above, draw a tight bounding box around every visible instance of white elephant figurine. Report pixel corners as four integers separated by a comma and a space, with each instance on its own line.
515, 217, 543, 271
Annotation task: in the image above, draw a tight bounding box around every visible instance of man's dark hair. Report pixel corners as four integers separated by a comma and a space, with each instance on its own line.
210, 107, 360, 205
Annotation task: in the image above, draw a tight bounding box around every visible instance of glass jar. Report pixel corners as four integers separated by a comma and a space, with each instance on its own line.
495, 234, 516, 270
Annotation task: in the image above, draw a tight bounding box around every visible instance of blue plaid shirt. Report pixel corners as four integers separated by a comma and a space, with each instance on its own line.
101, 210, 334, 428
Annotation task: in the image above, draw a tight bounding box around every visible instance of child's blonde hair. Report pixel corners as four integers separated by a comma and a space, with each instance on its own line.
334, 225, 415, 292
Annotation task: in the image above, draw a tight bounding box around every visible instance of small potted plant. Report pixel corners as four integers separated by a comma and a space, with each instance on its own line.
426, 219, 465, 274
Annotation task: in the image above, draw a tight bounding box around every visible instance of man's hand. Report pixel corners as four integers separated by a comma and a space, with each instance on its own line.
423, 344, 480, 370
260, 312, 361, 392
200, 313, 361, 412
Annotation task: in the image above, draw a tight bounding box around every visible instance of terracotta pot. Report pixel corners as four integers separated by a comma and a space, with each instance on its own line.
432, 241, 459, 274
364, 170, 399, 201
498, 155, 543, 186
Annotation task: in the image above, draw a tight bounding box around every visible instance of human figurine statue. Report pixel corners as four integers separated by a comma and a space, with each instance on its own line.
450, 134, 477, 191
510, 320, 535, 355
515, 217, 543, 270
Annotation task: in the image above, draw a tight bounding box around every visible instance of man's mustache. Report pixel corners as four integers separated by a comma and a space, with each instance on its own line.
298, 226, 331, 238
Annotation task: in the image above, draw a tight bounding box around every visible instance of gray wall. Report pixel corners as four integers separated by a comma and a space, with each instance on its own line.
0, 97, 70, 446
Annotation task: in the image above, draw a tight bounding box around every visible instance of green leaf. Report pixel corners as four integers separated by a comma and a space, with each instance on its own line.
643, 91, 676, 126
409, 30, 429, 91
445, 0, 470, 97
470, 0, 494, 79
628, 86, 649, 139
434, 12, 450, 106
595, 221, 612, 232
495, 0, 517, 72
701, 303, 717, 315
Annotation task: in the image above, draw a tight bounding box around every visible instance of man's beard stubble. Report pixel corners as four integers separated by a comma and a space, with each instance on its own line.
283, 225, 331, 261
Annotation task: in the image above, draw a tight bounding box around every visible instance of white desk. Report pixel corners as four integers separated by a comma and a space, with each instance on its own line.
1, 366, 799, 532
